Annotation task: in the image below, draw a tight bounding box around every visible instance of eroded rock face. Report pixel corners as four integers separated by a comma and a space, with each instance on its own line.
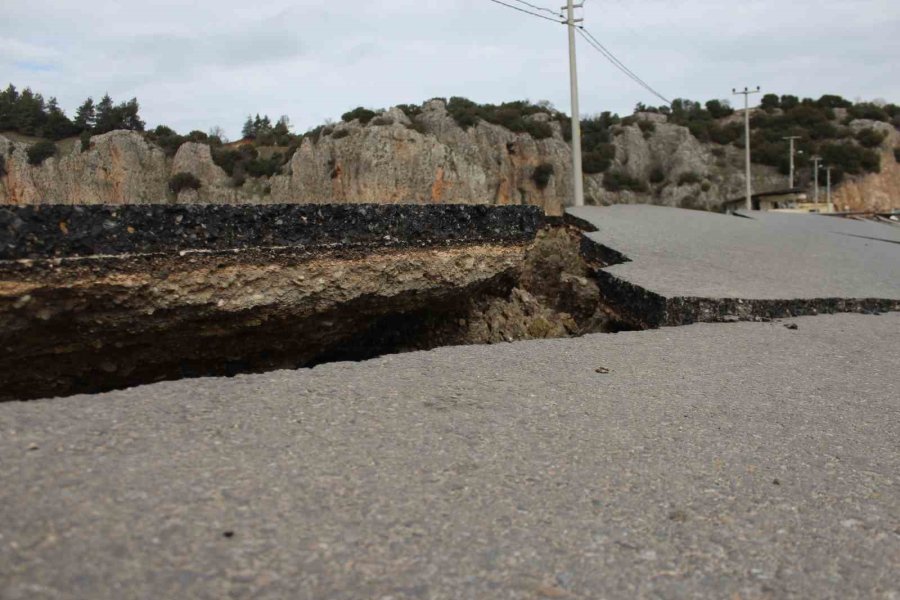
270, 100, 570, 214
0, 131, 168, 205
1, 104, 895, 212
586, 121, 783, 210
832, 121, 900, 212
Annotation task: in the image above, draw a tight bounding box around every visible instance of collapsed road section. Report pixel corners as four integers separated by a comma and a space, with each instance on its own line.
4, 203, 899, 401
1, 204, 611, 401
568, 205, 900, 327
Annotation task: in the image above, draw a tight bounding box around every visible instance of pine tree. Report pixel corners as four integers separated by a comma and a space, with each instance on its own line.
42, 97, 75, 140
241, 116, 255, 139
94, 94, 115, 133
0, 84, 19, 131
74, 98, 96, 131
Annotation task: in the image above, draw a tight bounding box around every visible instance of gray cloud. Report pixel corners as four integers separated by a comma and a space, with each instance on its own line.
2, 0, 897, 138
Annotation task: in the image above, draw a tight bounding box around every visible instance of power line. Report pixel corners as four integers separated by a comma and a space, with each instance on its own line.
507, 0, 563, 18
485, 0, 564, 23
577, 27, 671, 105
578, 27, 671, 105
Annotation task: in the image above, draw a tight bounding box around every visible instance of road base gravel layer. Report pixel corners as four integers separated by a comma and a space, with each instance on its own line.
1, 313, 898, 599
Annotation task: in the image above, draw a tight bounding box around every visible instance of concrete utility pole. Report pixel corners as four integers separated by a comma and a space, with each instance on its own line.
733, 86, 761, 211
783, 135, 801, 188
565, 0, 585, 207
811, 155, 822, 205
822, 165, 833, 213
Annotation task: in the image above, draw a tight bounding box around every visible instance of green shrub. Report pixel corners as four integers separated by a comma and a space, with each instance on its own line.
212, 145, 259, 177
894, 147, 900, 162
581, 142, 615, 175
524, 120, 553, 140
603, 171, 647, 193
848, 103, 889, 122
582, 152, 612, 174
705, 99, 734, 118
447, 97, 479, 129
637, 120, 656, 136
856, 128, 885, 148
677, 172, 702, 186
371, 116, 394, 126
80, 130, 92, 152
147, 125, 187, 157
532, 163, 554, 189
331, 129, 351, 140
245, 154, 282, 178
648, 166, 665, 184
445, 97, 566, 138
168, 172, 201, 194
26, 141, 56, 166
0, 154, 5, 177
396, 104, 423, 120
341, 107, 377, 125
405, 120, 428, 135
820, 142, 880, 175
700, 181, 712, 192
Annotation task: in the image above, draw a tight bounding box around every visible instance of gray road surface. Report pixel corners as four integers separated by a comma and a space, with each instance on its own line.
567, 205, 900, 300
2, 313, 898, 599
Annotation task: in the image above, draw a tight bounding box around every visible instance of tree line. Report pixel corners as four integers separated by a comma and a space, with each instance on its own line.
0, 84, 144, 140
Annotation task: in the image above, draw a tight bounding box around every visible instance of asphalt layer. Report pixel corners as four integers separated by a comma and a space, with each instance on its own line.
2, 313, 898, 599
0, 204, 544, 260
567, 205, 900, 301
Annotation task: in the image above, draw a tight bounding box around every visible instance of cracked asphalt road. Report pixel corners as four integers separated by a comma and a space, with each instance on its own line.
567, 205, 900, 301
2, 313, 898, 599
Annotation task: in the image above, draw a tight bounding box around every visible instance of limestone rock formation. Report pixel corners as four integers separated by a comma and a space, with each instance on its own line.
0, 131, 168, 205
270, 99, 570, 214
833, 121, 900, 212
1, 102, 895, 213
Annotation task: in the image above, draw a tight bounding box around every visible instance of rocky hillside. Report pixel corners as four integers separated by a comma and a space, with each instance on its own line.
1, 98, 898, 213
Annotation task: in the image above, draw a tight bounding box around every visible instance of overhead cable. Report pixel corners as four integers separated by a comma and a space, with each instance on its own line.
485, 0, 564, 24
577, 27, 671, 105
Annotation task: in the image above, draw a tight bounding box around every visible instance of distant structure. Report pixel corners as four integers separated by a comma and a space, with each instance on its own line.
722, 188, 826, 213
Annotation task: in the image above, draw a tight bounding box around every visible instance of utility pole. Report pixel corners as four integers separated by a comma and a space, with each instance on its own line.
783, 135, 801, 188
823, 165, 833, 213
811, 155, 822, 205
564, 0, 584, 207
733, 86, 761, 211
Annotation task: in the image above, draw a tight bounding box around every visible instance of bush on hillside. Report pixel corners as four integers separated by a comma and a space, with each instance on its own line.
445, 97, 566, 138
894, 147, 900, 162
648, 166, 665, 184
341, 107, 377, 125
820, 142, 880, 175
80, 130, 92, 152
0, 154, 5, 177
168, 172, 201, 194
602, 170, 647, 193
855, 128, 886, 148
146, 125, 187, 157
582, 142, 616, 174
677, 172, 702, 186
26, 141, 56, 166
637, 120, 655, 138
532, 163, 554, 189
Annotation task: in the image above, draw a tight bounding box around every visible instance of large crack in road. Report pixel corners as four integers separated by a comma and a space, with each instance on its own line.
2, 203, 898, 401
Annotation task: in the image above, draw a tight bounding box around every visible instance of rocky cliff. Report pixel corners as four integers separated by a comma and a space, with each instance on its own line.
832, 121, 900, 212
2, 100, 897, 213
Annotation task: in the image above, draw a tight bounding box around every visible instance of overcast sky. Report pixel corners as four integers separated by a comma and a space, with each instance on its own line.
3, 0, 899, 139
